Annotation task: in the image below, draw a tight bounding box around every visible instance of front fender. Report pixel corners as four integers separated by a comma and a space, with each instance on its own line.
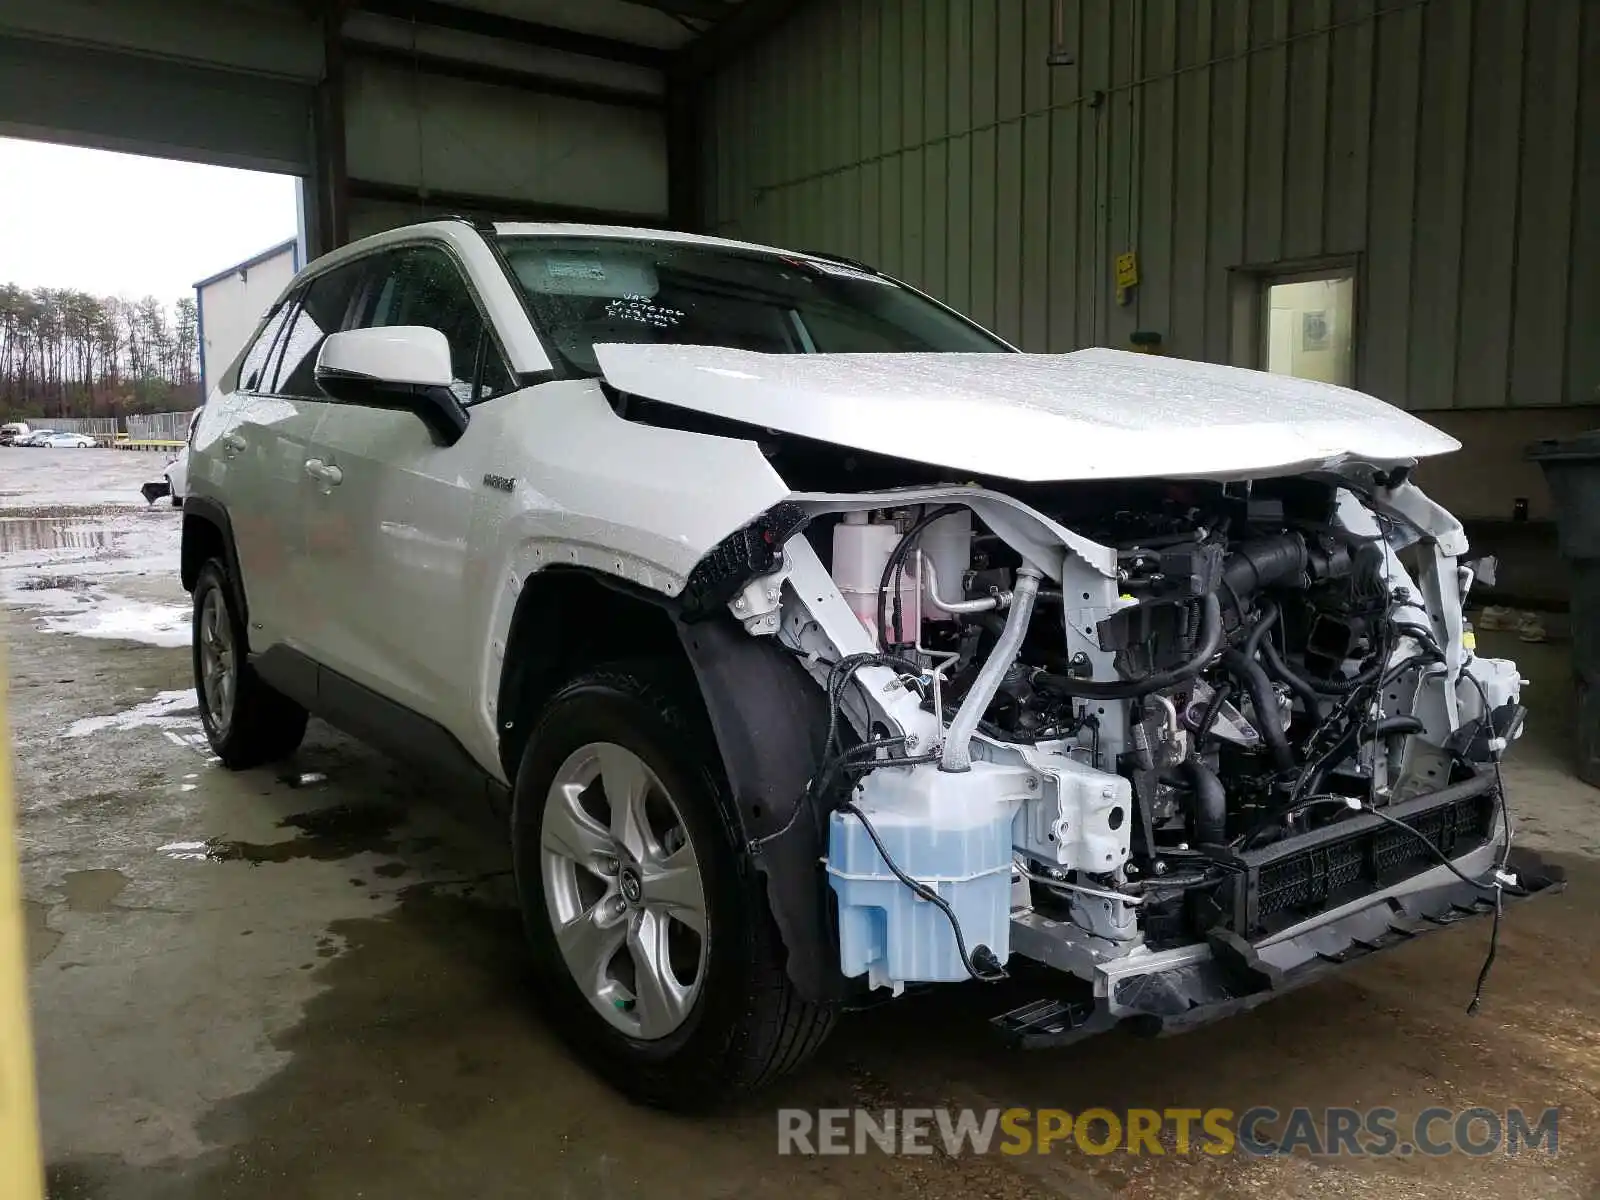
490, 563, 848, 1004
676, 616, 848, 1004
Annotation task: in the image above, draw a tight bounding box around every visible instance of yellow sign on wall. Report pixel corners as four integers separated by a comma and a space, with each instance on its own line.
1115, 251, 1140, 305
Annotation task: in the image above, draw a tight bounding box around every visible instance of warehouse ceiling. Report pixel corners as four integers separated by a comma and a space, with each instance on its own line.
341, 0, 804, 75
353, 0, 742, 57
0, 0, 806, 252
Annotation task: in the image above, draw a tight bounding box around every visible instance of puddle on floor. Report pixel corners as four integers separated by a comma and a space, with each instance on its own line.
61, 868, 129, 913
162, 803, 407, 867
281, 803, 404, 842
24, 899, 63, 964
43, 1160, 112, 1200
0, 516, 108, 554
127, 883, 541, 1200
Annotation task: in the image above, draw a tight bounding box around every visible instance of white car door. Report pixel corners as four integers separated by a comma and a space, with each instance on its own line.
228, 261, 367, 656
299, 241, 513, 728
196, 297, 310, 651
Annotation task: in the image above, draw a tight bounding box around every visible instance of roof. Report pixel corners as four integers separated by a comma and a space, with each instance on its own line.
491, 220, 816, 258
298, 217, 861, 284
193, 239, 300, 291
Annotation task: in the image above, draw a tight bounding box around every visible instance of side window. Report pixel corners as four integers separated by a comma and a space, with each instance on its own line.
235, 302, 294, 393
268, 261, 368, 398
360, 245, 514, 401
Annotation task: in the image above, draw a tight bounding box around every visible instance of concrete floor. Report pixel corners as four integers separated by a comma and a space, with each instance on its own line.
5, 448, 1600, 1199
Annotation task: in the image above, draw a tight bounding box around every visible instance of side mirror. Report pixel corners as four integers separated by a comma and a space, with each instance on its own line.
315, 326, 468, 445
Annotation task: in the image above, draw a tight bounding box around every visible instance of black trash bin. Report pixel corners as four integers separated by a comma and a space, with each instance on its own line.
1527, 432, 1600, 788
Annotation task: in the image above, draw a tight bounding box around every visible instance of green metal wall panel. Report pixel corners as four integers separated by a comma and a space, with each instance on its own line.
1406, 0, 1473, 411
1169, 0, 1212, 359
1570, 0, 1600, 407
704, 0, 1598, 412
1509, 0, 1583, 408
1454, 0, 1527, 408
1354, 0, 1420, 404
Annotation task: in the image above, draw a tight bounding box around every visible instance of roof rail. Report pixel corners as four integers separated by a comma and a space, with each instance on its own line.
436, 213, 499, 235
798, 249, 880, 274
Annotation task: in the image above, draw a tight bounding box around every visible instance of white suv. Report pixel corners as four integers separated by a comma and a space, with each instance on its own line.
184, 219, 1559, 1109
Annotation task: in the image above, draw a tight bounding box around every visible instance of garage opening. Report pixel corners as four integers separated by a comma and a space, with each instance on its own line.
0, 137, 299, 430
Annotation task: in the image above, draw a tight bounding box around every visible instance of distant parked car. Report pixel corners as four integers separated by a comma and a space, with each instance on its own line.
40, 432, 96, 448
162, 411, 203, 506
0, 421, 32, 445
14, 428, 59, 446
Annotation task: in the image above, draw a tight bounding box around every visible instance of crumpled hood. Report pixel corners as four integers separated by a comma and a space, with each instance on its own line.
594, 344, 1460, 483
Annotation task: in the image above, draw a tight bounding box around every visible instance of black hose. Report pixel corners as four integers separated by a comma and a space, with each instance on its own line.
1259, 639, 1325, 719
1221, 534, 1308, 611
1381, 651, 1441, 687
1299, 690, 1422, 799
1372, 715, 1426, 739
1302, 723, 1362, 797
1034, 593, 1223, 700
1392, 621, 1444, 654
1180, 757, 1228, 845
1194, 680, 1233, 743
1242, 598, 1280, 661
1221, 647, 1295, 772
974, 611, 1007, 640
1299, 615, 1441, 696
1301, 657, 1383, 695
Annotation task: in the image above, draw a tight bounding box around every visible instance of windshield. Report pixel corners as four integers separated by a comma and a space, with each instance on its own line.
495, 235, 1011, 376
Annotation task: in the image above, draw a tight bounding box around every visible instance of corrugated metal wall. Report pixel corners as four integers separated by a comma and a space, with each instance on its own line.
343, 57, 667, 231
702, 0, 1599, 412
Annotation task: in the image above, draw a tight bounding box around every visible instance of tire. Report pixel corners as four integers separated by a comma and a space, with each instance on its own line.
512, 664, 834, 1110
191, 558, 308, 769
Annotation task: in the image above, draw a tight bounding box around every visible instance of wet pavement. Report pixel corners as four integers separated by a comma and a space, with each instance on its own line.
5, 448, 1600, 1199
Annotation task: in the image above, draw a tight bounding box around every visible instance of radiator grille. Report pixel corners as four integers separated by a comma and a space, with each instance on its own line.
1250, 791, 1495, 934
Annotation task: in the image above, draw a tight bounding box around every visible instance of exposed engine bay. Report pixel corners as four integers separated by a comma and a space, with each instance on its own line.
689, 465, 1556, 1028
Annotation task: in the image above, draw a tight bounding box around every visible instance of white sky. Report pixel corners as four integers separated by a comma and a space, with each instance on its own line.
0, 138, 300, 302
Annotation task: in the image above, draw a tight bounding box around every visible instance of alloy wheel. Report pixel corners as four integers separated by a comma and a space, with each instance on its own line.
198, 587, 236, 736
540, 742, 708, 1040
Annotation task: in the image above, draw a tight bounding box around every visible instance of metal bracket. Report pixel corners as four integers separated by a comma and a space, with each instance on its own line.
728, 557, 791, 635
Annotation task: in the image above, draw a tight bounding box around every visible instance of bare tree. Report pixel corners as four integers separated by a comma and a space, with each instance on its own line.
0, 285, 200, 420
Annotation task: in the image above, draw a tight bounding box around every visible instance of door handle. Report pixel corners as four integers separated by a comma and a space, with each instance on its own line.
304, 458, 343, 486
222, 433, 247, 458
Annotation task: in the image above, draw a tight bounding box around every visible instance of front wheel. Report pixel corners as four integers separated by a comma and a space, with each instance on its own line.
191, 559, 308, 768
512, 664, 834, 1110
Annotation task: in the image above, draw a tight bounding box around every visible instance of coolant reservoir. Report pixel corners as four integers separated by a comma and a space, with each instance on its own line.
832, 512, 919, 646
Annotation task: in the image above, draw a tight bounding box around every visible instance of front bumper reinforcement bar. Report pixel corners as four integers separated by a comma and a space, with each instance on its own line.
994, 845, 1565, 1050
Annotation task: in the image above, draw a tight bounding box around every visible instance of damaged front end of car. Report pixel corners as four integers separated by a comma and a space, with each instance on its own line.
687, 466, 1563, 1043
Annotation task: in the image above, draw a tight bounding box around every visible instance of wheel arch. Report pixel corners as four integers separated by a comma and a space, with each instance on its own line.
497, 566, 846, 1004
180, 496, 249, 628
